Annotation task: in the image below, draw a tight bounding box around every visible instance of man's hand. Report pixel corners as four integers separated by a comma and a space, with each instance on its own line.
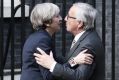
69, 49, 94, 66
75, 49, 94, 64
34, 48, 56, 69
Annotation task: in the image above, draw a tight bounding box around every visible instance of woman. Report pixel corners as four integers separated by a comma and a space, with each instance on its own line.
20, 3, 62, 80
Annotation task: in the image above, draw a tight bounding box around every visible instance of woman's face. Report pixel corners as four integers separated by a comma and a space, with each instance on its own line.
50, 14, 62, 32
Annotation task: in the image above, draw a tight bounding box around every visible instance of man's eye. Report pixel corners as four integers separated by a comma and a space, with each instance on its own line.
56, 15, 59, 17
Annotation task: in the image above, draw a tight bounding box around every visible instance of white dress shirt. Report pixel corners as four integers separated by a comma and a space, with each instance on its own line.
71, 31, 85, 48
50, 31, 86, 72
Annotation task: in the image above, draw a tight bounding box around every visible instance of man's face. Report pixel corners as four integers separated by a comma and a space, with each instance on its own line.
65, 6, 79, 34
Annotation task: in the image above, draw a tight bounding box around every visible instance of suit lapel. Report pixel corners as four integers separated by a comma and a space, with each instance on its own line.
66, 29, 93, 61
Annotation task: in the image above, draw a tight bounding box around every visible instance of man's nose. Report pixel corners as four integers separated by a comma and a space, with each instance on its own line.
64, 16, 67, 21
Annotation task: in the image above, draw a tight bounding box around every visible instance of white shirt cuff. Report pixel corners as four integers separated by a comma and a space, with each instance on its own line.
69, 57, 77, 67
49, 62, 57, 72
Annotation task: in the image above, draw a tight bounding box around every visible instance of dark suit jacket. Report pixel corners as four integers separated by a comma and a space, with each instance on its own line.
52, 29, 105, 80
20, 28, 55, 80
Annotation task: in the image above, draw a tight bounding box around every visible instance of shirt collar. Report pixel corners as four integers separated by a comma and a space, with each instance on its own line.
73, 31, 85, 42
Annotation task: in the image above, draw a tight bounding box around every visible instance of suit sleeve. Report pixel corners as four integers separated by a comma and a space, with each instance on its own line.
52, 61, 95, 80
51, 44, 96, 80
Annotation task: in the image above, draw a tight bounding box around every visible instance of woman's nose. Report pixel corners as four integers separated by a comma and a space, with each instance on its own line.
59, 16, 62, 20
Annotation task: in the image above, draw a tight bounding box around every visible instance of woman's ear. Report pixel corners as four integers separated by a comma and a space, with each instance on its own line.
44, 20, 52, 27
48, 20, 52, 24
44, 20, 52, 24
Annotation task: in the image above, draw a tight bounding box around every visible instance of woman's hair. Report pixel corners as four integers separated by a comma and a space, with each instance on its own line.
73, 2, 98, 30
30, 3, 60, 30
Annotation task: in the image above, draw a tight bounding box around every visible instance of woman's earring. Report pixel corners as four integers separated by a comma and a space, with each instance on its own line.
46, 24, 50, 27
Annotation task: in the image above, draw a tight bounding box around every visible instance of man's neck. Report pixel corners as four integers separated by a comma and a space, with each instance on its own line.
73, 30, 85, 43
74, 29, 84, 36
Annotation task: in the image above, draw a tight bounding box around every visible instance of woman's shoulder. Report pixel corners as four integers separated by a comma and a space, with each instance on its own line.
25, 30, 51, 44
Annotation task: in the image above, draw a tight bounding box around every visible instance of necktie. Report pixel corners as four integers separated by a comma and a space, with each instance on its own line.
71, 40, 76, 48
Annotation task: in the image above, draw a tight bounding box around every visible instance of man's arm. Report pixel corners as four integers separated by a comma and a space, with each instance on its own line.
52, 62, 95, 80
34, 48, 94, 80
51, 48, 95, 80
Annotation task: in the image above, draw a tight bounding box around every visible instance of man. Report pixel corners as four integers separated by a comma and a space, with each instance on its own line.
34, 2, 105, 80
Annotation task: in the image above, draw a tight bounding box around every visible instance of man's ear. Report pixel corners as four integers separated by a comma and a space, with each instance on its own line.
77, 21, 84, 30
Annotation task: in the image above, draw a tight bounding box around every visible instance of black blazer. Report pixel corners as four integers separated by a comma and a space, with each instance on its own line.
20, 29, 55, 80
52, 29, 105, 80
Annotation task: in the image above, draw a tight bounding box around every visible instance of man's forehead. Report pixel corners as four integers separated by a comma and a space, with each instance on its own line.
69, 6, 77, 15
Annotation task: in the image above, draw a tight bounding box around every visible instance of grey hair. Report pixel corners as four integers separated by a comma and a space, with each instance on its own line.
30, 3, 60, 29
73, 2, 97, 30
